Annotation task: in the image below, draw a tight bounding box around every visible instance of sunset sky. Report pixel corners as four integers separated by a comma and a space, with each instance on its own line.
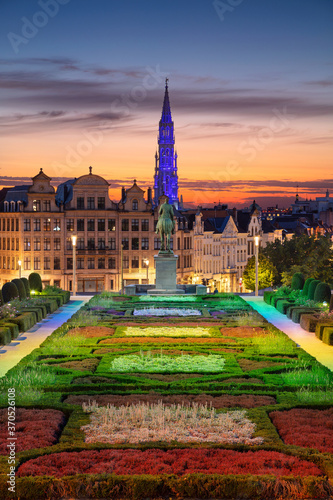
1, 0, 332, 208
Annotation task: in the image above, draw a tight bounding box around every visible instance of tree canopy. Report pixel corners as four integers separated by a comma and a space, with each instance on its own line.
261, 235, 333, 285
243, 255, 277, 291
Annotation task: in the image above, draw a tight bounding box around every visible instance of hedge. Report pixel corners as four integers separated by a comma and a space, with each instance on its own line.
322, 327, 333, 345
315, 322, 333, 340
0, 321, 20, 339
291, 272, 304, 290
291, 307, 320, 324
263, 291, 275, 304
28, 272, 43, 292
314, 283, 331, 303
21, 277, 30, 297
2, 282, 19, 303
10, 312, 35, 332
20, 307, 42, 322
308, 280, 321, 301
276, 299, 295, 315
0, 326, 12, 345
12, 278, 27, 300
299, 314, 319, 333
302, 278, 314, 297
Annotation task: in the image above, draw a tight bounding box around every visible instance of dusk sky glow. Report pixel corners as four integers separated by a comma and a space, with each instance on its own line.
1, 0, 332, 208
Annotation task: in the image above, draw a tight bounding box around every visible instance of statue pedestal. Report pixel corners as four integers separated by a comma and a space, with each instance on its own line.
148, 253, 185, 295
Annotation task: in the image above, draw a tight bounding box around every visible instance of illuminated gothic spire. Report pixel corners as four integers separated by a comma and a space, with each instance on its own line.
153, 79, 179, 208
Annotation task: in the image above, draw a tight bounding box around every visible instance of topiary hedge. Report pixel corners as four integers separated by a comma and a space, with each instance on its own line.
330, 294, 333, 313
302, 278, 314, 297
28, 272, 43, 292
291, 272, 305, 290
307, 279, 321, 301
12, 278, 27, 300
21, 277, 30, 297
314, 283, 331, 303
2, 282, 19, 303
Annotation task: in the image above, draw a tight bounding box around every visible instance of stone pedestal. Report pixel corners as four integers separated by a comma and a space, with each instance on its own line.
148, 253, 184, 295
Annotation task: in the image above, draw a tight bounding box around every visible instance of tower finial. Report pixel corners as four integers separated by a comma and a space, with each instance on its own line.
89, 166, 92, 175
165, 77, 169, 88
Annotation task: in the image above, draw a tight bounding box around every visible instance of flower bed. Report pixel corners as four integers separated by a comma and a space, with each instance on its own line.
270, 408, 333, 453
64, 393, 276, 408
0, 409, 66, 454
48, 358, 100, 372
133, 307, 202, 317
67, 326, 115, 338
17, 448, 323, 478
81, 401, 263, 445
121, 326, 212, 337
109, 353, 225, 373
99, 336, 237, 345
221, 327, 266, 337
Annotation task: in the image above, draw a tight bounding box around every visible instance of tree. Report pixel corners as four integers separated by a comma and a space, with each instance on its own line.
262, 235, 333, 285
243, 254, 277, 291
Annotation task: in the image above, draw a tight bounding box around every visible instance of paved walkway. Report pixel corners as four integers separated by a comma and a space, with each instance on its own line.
243, 296, 333, 371
0, 296, 92, 377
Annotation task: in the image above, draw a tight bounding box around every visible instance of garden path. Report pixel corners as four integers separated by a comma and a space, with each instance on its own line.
243, 296, 333, 371
0, 296, 92, 377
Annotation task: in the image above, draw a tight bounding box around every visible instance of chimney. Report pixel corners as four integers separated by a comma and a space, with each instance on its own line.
121, 187, 126, 203
147, 187, 152, 204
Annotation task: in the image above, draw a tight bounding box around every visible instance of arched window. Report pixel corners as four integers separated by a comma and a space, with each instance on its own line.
132, 199, 138, 211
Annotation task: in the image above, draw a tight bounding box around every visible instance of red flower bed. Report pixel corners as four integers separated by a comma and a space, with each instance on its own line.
270, 408, 333, 453
0, 409, 66, 454
17, 448, 323, 478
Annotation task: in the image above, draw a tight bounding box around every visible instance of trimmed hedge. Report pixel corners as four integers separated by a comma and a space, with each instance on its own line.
20, 307, 42, 322
322, 327, 333, 345
21, 277, 30, 297
10, 312, 35, 332
308, 279, 321, 301
263, 291, 275, 304
12, 278, 27, 300
28, 272, 42, 292
276, 299, 295, 315
291, 272, 304, 290
0, 322, 20, 339
291, 307, 320, 324
0, 326, 12, 345
2, 282, 19, 303
315, 322, 333, 340
330, 293, 333, 312
314, 283, 331, 303
299, 314, 319, 333
302, 278, 314, 297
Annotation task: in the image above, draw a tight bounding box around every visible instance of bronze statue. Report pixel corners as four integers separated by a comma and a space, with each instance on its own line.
155, 197, 175, 252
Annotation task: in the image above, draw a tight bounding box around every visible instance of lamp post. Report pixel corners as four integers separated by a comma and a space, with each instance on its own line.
18, 260, 22, 279
120, 243, 124, 294
254, 235, 259, 297
71, 234, 77, 297
144, 258, 149, 284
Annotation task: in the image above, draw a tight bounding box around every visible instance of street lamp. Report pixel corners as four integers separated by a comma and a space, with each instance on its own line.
18, 260, 22, 279
254, 235, 259, 297
71, 234, 77, 297
144, 258, 149, 283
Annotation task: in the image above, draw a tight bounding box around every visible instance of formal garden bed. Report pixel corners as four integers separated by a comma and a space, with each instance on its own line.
0, 291, 332, 499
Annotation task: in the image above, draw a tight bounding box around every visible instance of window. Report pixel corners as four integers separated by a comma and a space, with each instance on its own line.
54, 257, 60, 270
43, 200, 51, 211
66, 238, 72, 251
87, 219, 95, 231
121, 219, 129, 231
142, 219, 149, 231
44, 218, 51, 231
44, 256, 51, 270
98, 238, 105, 249
98, 257, 105, 269
24, 256, 31, 270
16, 238, 19, 251
132, 237, 139, 250
16, 219, 19, 231
67, 258, 73, 270
54, 238, 61, 251
141, 237, 149, 250
77, 237, 84, 250
131, 256, 139, 268
98, 197, 105, 209
44, 238, 51, 251
132, 199, 138, 210
11, 219, 14, 231
123, 256, 129, 269
87, 257, 95, 269
98, 219, 105, 231
110, 279, 114, 290
66, 219, 74, 232
2, 238, 5, 250
109, 237, 116, 250
87, 238, 95, 250
154, 237, 161, 250
77, 197, 84, 209
33, 219, 41, 231
108, 219, 115, 231
24, 238, 31, 251
33, 200, 41, 212
108, 257, 116, 269
77, 219, 84, 231
34, 238, 41, 251
34, 256, 41, 270
54, 280, 61, 287
11, 238, 14, 250
7, 219, 10, 231
87, 197, 95, 209
122, 238, 129, 250
54, 219, 61, 231
77, 257, 84, 269
131, 219, 139, 231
